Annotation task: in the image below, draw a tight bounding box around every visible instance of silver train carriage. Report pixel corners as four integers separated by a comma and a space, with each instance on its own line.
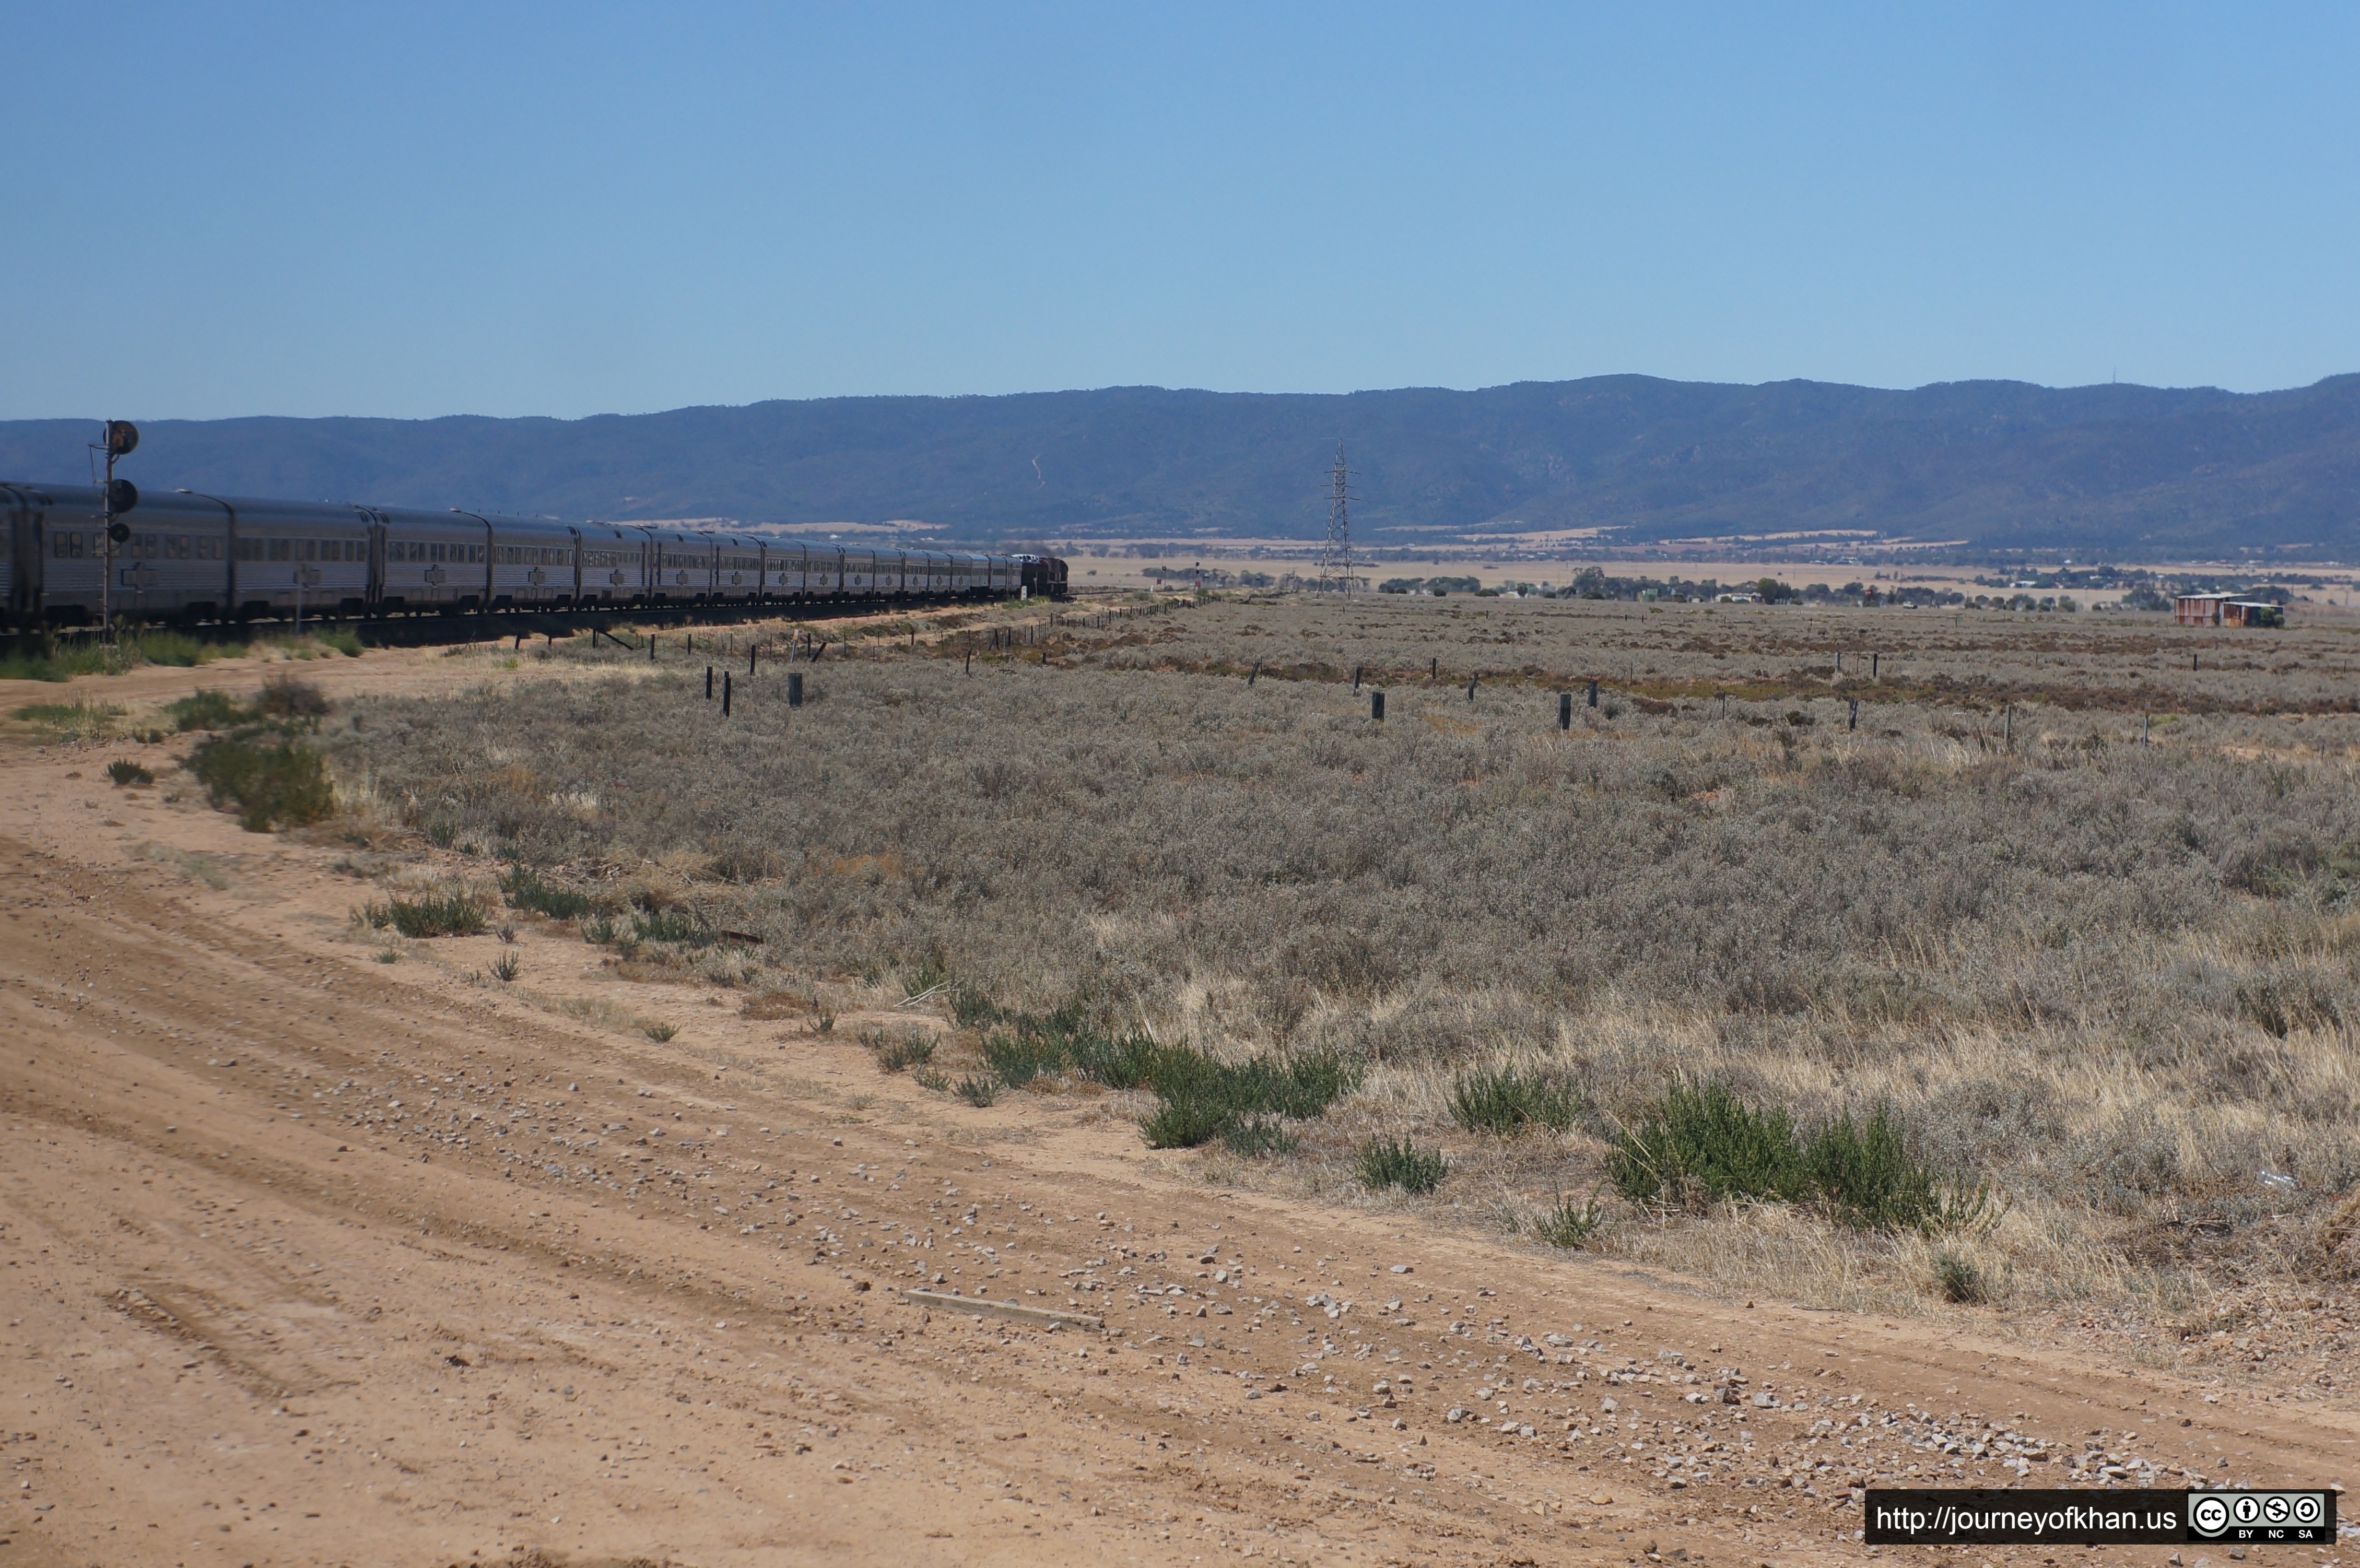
1, 482, 1059, 628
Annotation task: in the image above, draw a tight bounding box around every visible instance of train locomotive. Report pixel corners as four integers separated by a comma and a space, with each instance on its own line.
0, 481, 1069, 629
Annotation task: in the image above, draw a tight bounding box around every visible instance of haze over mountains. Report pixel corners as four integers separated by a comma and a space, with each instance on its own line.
7, 374, 2360, 559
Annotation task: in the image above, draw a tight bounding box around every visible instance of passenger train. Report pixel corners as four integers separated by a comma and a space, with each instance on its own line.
0, 481, 1067, 630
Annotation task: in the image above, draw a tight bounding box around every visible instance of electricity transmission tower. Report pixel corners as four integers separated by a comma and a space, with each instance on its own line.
1316, 442, 1353, 594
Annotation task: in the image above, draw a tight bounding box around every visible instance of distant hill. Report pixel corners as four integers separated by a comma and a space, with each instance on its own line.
7, 374, 2360, 558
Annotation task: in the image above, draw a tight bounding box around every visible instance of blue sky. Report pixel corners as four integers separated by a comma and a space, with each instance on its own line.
7, 2, 2358, 419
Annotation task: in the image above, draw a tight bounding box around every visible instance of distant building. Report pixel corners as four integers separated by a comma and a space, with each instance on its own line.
2175, 593, 2285, 628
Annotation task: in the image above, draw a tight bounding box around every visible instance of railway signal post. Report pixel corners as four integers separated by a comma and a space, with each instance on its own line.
91, 421, 138, 645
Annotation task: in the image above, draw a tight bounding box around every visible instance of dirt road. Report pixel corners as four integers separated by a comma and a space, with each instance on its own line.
0, 680, 2352, 1567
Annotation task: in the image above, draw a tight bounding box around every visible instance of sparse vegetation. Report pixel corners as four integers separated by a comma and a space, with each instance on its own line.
106, 759, 154, 786
334, 597, 2360, 1312
491, 951, 521, 983
643, 1021, 678, 1042
358, 888, 487, 938
257, 674, 331, 718
186, 733, 335, 831
14, 700, 126, 736
503, 866, 594, 919
872, 1034, 936, 1072
1932, 1248, 1988, 1303
166, 689, 252, 731
1448, 1064, 1580, 1135
1354, 1137, 1448, 1195
1609, 1081, 1986, 1234
1531, 1187, 1608, 1248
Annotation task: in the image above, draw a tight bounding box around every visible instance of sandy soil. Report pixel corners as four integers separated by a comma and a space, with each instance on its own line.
1, 658, 2354, 1568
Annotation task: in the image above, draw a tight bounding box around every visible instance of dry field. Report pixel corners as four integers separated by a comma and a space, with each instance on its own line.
2, 594, 2356, 1568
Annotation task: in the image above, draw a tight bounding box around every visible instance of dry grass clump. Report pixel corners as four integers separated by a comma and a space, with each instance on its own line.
335, 597, 2360, 1315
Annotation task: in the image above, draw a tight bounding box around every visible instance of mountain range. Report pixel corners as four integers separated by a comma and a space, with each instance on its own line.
7, 374, 2359, 558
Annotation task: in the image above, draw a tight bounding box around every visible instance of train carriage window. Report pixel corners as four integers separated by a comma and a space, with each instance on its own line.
268, 538, 292, 562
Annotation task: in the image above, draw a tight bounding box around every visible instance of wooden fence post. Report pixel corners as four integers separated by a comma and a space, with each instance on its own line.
705, 666, 713, 700
1371, 690, 1384, 722
1587, 679, 1599, 709
1848, 698, 1858, 732
1558, 692, 1572, 730
788, 672, 804, 708
722, 672, 732, 717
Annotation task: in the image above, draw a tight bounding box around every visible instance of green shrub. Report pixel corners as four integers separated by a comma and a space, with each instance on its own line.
504, 866, 593, 919
912, 1066, 950, 1092
106, 759, 154, 786
1354, 1137, 1447, 1195
1449, 1065, 1581, 1135
643, 1022, 678, 1042
1931, 1248, 1987, 1303
318, 627, 366, 657
1607, 1079, 1812, 1209
1804, 1105, 1940, 1230
257, 675, 330, 718
491, 951, 521, 983
631, 908, 711, 947
1219, 1115, 1297, 1157
127, 629, 226, 668
981, 1031, 1067, 1087
0, 641, 121, 681
1065, 1028, 1160, 1089
1140, 1097, 1233, 1149
360, 889, 486, 938
955, 1075, 1000, 1107
186, 733, 335, 831
1611, 1080, 1992, 1234
875, 1035, 936, 1072
166, 689, 252, 732
1121, 1042, 1359, 1149
15, 700, 125, 734
581, 913, 617, 945
1531, 1188, 1608, 1248
949, 987, 1005, 1029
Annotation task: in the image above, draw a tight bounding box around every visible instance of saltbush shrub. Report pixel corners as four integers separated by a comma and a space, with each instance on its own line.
186, 734, 335, 831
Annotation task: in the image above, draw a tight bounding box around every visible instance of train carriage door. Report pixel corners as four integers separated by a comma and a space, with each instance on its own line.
2, 487, 32, 627
365, 512, 385, 611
